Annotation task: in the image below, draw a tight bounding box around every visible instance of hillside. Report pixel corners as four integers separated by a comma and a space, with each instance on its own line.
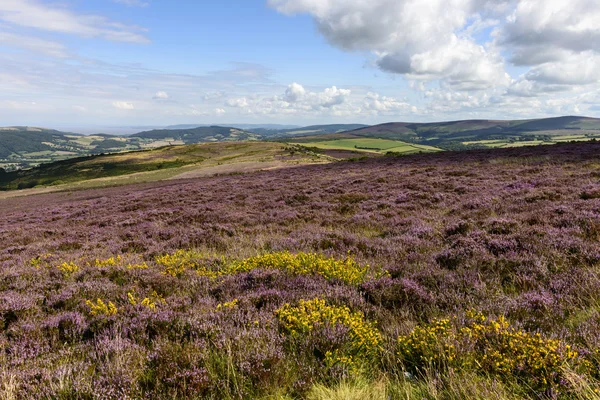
132, 126, 261, 143
0, 142, 329, 192
3, 142, 600, 398
252, 124, 368, 137
344, 116, 600, 149
0, 127, 148, 171
3, 117, 600, 171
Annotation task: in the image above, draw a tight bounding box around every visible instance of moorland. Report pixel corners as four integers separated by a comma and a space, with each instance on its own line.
3, 116, 600, 172
2, 141, 600, 398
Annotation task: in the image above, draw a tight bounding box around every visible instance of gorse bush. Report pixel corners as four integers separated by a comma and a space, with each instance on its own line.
276, 299, 382, 370
127, 290, 165, 310
397, 311, 582, 393
228, 252, 371, 285
155, 250, 372, 284
155, 249, 204, 277
86, 298, 118, 316
92, 255, 122, 268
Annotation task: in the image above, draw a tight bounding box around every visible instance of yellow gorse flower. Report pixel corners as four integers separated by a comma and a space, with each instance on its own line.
56, 262, 80, 277
127, 290, 165, 310
216, 299, 239, 311
275, 298, 382, 369
92, 255, 122, 268
397, 311, 580, 392
155, 250, 372, 284
86, 298, 118, 316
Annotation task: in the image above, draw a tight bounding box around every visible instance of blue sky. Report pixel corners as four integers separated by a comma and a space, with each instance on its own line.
0, 0, 598, 130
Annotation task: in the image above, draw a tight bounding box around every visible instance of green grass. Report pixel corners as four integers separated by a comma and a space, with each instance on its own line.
0, 142, 328, 193
292, 138, 441, 154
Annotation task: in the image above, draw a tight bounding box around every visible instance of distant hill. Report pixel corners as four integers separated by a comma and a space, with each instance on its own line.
0, 127, 80, 158
0, 127, 150, 171
0, 142, 325, 191
3, 117, 600, 171
132, 126, 261, 143
166, 123, 301, 130
338, 116, 600, 150
252, 124, 369, 137
347, 116, 600, 140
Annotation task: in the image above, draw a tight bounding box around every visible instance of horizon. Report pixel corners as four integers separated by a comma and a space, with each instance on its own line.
4, 114, 600, 135
0, 1, 599, 127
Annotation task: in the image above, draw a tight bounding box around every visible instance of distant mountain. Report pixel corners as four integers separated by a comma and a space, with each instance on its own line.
252, 124, 369, 137
340, 116, 600, 149
166, 123, 301, 130
132, 126, 261, 143
0, 127, 144, 171
0, 127, 79, 159
4, 117, 600, 171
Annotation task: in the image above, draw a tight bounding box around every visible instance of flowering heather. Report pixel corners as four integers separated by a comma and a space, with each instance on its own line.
1, 142, 600, 398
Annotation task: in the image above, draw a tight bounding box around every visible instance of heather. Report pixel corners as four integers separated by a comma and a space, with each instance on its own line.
2, 142, 600, 398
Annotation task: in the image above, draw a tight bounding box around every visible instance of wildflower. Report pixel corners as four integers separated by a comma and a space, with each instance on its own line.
86, 298, 118, 316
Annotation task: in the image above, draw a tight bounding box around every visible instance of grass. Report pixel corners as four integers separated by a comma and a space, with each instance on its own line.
292, 138, 441, 154
0, 142, 329, 195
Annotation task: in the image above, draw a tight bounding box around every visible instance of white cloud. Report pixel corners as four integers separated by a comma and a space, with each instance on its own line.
226, 97, 250, 108
112, 0, 149, 7
270, 0, 600, 94
72, 105, 87, 112
284, 82, 306, 102
0, 0, 149, 43
112, 101, 135, 110
364, 92, 415, 114
215, 108, 226, 116
269, 0, 508, 90
153, 91, 170, 100
0, 32, 69, 58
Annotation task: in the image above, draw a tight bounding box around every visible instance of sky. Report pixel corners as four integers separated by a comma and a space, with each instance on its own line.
0, 0, 599, 130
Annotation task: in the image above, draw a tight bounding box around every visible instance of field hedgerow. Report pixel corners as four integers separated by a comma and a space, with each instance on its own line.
2, 143, 600, 398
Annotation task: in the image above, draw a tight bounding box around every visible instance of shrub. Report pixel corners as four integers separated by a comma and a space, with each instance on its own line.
227, 252, 370, 285
276, 299, 382, 371
86, 299, 118, 316
397, 311, 581, 394
56, 261, 80, 277
155, 249, 206, 277
154, 250, 372, 284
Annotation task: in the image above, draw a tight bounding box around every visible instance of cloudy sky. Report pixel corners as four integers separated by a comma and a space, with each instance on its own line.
0, 0, 599, 129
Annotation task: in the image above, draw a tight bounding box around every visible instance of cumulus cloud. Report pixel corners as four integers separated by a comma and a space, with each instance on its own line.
153, 91, 170, 100
270, 0, 600, 92
112, 101, 135, 110
284, 83, 306, 102
269, 0, 508, 90
364, 93, 415, 114
0, 0, 149, 43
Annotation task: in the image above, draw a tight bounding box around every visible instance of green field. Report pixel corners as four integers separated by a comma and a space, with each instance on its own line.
292, 138, 442, 154
462, 134, 600, 149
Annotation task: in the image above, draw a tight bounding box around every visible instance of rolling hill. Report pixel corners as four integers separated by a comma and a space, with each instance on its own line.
3, 117, 600, 171
131, 126, 261, 143
341, 116, 600, 149
0, 142, 328, 192
251, 124, 368, 137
